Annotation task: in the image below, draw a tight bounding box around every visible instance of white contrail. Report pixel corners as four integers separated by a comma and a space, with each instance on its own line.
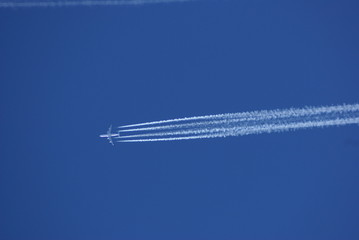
118, 117, 257, 133
118, 133, 222, 142
0, 0, 196, 7
119, 104, 359, 128
118, 104, 359, 129
118, 117, 359, 142
114, 103, 359, 143
118, 103, 359, 133
117, 125, 225, 139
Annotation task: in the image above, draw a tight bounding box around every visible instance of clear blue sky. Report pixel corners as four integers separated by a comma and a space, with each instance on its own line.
0, 0, 359, 239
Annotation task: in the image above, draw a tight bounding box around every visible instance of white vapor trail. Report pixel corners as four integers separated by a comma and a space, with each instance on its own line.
118, 104, 359, 129
114, 103, 359, 143
118, 104, 359, 133
118, 117, 359, 142
0, 0, 195, 7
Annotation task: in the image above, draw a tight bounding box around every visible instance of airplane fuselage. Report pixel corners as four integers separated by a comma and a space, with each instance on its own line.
100, 125, 118, 145
99, 133, 118, 138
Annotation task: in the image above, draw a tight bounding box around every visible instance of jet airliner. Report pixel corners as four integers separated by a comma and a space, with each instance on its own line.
99, 125, 119, 145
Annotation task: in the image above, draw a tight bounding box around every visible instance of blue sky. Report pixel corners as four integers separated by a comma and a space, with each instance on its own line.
0, 0, 359, 239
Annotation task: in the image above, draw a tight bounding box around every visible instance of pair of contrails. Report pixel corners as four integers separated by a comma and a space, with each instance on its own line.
100, 103, 359, 145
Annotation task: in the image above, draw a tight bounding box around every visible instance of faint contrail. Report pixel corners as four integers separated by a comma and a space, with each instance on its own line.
0, 0, 195, 7
111, 103, 359, 143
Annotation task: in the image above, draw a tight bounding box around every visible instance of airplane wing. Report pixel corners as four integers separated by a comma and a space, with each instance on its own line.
99, 125, 116, 146
107, 125, 114, 146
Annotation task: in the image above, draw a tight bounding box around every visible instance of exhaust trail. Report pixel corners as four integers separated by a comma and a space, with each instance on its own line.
117, 125, 226, 139
118, 104, 359, 133
0, 0, 196, 8
118, 117, 359, 143
111, 103, 359, 143
118, 104, 359, 129
118, 134, 224, 142
118, 117, 257, 133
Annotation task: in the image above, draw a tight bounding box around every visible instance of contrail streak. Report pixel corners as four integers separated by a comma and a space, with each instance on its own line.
118, 104, 359, 133
118, 117, 257, 133
112, 103, 359, 143
118, 117, 359, 142
0, 0, 195, 7
118, 104, 359, 129
117, 125, 225, 139
118, 134, 222, 142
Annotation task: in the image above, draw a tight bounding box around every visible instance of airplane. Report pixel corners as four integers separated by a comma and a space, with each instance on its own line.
99, 125, 119, 146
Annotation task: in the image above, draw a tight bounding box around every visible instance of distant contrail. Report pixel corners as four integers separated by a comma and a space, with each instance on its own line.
118, 104, 357, 133
118, 117, 359, 142
0, 0, 195, 7
118, 104, 358, 129
106, 103, 359, 143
